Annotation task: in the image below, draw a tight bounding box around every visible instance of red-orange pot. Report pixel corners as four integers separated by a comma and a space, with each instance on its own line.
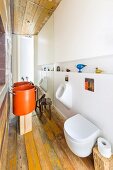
13, 83, 34, 91
13, 85, 36, 116
13, 81, 30, 87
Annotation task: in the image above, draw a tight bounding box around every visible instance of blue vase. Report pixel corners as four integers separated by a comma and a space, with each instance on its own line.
76, 64, 87, 73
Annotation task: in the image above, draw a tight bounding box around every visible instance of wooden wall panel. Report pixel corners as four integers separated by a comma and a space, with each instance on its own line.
0, 33, 5, 84
21, 1, 38, 34
12, 0, 62, 35
0, 123, 8, 169
0, 0, 12, 169
0, 94, 9, 170
32, 8, 52, 34
0, 0, 7, 31
13, 0, 27, 34
0, 16, 5, 33
28, 5, 43, 34
0, 0, 11, 33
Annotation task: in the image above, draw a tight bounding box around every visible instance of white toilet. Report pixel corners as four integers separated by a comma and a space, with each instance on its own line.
64, 114, 100, 157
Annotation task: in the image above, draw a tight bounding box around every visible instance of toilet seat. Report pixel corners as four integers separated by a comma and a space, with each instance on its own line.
64, 114, 100, 143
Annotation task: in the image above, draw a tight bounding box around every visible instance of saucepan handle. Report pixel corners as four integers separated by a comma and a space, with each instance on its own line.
9, 90, 15, 95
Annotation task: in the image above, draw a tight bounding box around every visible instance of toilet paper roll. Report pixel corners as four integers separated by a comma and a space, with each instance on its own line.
97, 137, 112, 158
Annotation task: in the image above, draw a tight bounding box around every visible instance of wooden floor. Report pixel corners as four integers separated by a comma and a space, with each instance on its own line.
6, 109, 95, 170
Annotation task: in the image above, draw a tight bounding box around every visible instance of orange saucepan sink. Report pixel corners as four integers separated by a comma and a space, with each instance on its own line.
13, 81, 31, 87
13, 84, 36, 116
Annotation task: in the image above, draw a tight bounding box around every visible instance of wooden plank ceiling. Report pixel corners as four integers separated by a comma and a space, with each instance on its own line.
11, 0, 61, 35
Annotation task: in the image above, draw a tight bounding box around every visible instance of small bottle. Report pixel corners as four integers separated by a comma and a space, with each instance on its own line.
65, 75, 68, 82
57, 66, 60, 71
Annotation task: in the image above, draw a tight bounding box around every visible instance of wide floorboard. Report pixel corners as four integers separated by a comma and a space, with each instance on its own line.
6, 110, 94, 170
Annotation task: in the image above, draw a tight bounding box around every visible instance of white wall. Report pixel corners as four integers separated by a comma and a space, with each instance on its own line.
38, 70, 54, 101
12, 35, 34, 83
34, 35, 39, 84
55, 55, 113, 74
12, 35, 19, 83
38, 15, 54, 65
34, 0, 113, 151
54, 72, 113, 151
54, 0, 113, 62
35, 15, 54, 100
19, 36, 34, 82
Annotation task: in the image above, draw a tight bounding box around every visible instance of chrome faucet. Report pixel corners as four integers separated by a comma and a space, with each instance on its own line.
21, 77, 24, 81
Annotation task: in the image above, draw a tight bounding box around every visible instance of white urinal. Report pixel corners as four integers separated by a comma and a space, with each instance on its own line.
56, 83, 72, 109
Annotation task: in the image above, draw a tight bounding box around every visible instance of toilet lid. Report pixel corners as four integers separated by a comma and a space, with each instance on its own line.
64, 114, 100, 142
